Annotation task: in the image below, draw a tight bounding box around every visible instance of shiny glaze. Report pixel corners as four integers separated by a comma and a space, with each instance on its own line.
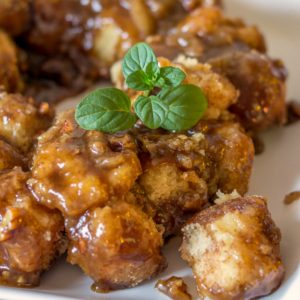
66, 202, 166, 289
0, 92, 53, 152
29, 109, 141, 217
127, 120, 253, 237
155, 276, 192, 300
209, 50, 287, 132
149, 6, 266, 61
180, 196, 285, 300
0, 168, 65, 287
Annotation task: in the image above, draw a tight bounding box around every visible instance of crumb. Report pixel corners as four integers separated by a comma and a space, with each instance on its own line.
155, 276, 192, 300
284, 191, 300, 205
215, 189, 240, 204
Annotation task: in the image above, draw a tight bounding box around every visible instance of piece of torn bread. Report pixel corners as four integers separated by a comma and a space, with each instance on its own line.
180, 196, 284, 300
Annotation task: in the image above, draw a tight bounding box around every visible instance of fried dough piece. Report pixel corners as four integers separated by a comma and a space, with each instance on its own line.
29, 110, 141, 217
0, 92, 53, 152
131, 129, 208, 236
148, 6, 266, 60
130, 120, 253, 236
0, 0, 31, 36
195, 120, 254, 196
26, 0, 158, 77
66, 202, 165, 290
147, 7, 286, 132
180, 196, 284, 300
0, 168, 65, 287
0, 140, 25, 170
208, 50, 287, 132
0, 31, 23, 93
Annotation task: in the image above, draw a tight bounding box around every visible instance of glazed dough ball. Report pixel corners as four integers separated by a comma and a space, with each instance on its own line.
209, 50, 287, 132
0, 92, 53, 152
66, 202, 165, 290
0, 168, 65, 287
29, 110, 141, 216
180, 196, 284, 300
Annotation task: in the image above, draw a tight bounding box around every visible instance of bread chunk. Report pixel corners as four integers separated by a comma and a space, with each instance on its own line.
29, 110, 141, 216
0, 168, 65, 287
148, 6, 266, 60
180, 196, 284, 300
195, 120, 254, 196
0, 92, 53, 152
66, 202, 165, 290
128, 120, 253, 236
209, 50, 287, 132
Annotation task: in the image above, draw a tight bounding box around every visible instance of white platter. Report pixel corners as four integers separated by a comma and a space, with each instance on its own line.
1, 1, 300, 299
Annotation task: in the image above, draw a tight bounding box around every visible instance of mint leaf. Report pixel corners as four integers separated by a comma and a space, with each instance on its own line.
126, 70, 153, 91
122, 43, 157, 77
155, 77, 165, 88
134, 95, 168, 129
159, 84, 207, 131
159, 66, 186, 87
146, 62, 160, 79
75, 88, 137, 133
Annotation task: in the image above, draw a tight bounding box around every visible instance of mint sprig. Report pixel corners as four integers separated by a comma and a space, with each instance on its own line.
75, 43, 207, 133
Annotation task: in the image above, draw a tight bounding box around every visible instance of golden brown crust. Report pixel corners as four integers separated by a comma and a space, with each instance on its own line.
130, 128, 209, 236
66, 202, 166, 289
0, 168, 65, 287
0, 92, 53, 152
180, 196, 284, 300
29, 110, 141, 217
196, 120, 254, 195
209, 50, 287, 132
128, 120, 253, 236
148, 6, 266, 60
0, 31, 23, 93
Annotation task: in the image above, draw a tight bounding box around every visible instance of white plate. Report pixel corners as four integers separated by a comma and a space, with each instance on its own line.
1, 1, 300, 299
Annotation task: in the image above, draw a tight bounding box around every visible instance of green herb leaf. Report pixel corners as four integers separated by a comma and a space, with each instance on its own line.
134, 95, 168, 129
75, 88, 137, 133
159, 84, 207, 131
122, 43, 157, 78
145, 61, 160, 79
159, 66, 186, 87
155, 77, 166, 88
126, 70, 153, 91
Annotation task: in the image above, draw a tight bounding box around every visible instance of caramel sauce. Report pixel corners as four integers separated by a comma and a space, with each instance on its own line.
155, 276, 192, 300
284, 191, 300, 205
